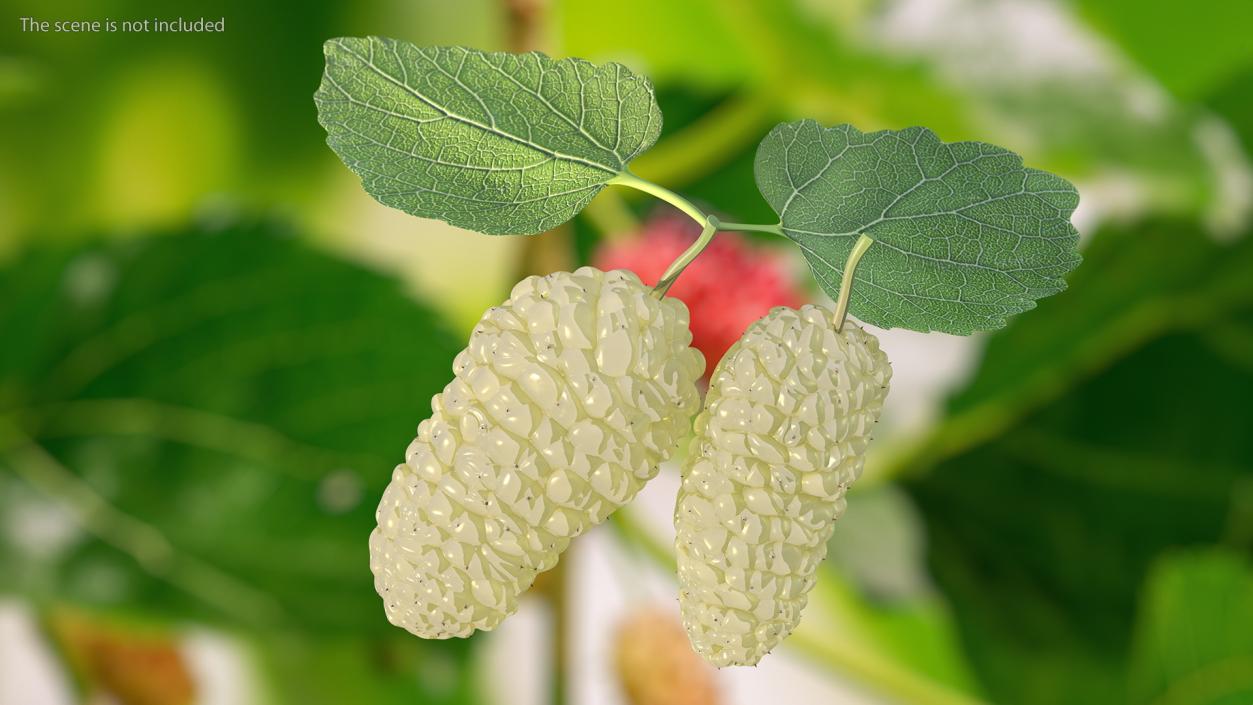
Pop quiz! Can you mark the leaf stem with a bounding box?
[609,171,710,229]
[608,172,784,295]
[833,234,874,331]
[720,221,784,236]
[653,216,719,297]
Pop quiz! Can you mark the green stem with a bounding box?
[833,234,874,331]
[653,216,718,297]
[608,171,785,296]
[608,171,710,229]
[608,172,783,237]
[720,221,784,236]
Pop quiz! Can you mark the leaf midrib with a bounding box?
[329,40,623,177]
[771,124,1078,319]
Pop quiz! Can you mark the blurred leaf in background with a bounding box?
[258,632,479,705]
[904,219,1253,705]
[1128,550,1253,705]
[1073,0,1253,100]
[0,220,480,703]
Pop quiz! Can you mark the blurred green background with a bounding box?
[1,1,1251,704]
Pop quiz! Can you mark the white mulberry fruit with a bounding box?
[674,304,891,666]
[371,267,705,638]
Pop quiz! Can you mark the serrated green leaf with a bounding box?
[754,120,1081,334]
[314,37,661,235]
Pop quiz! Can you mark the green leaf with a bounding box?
[1075,0,1253,99]
[1129,550,1253,705]
[0,221,462,633]
[883,219,1253,705]
[1208,66,1253,152]
[314,37,662,235]
[256,633,480,705]
[906,321,1253,704]
[822,488,984,694]
[754,120,1082,334]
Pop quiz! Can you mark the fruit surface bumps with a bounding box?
[674,305,891,666]
[372,267,705,638]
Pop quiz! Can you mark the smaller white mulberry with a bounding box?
[674,304,891,666]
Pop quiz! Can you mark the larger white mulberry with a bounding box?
[372,267,705,638]
[674,305,891,666]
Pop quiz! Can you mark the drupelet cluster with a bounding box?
[370,271,889,667]
[674,305,891,666]
[371,268,704,638]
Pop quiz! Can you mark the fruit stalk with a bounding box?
[653,217,719,298]
[833,234,874,332]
